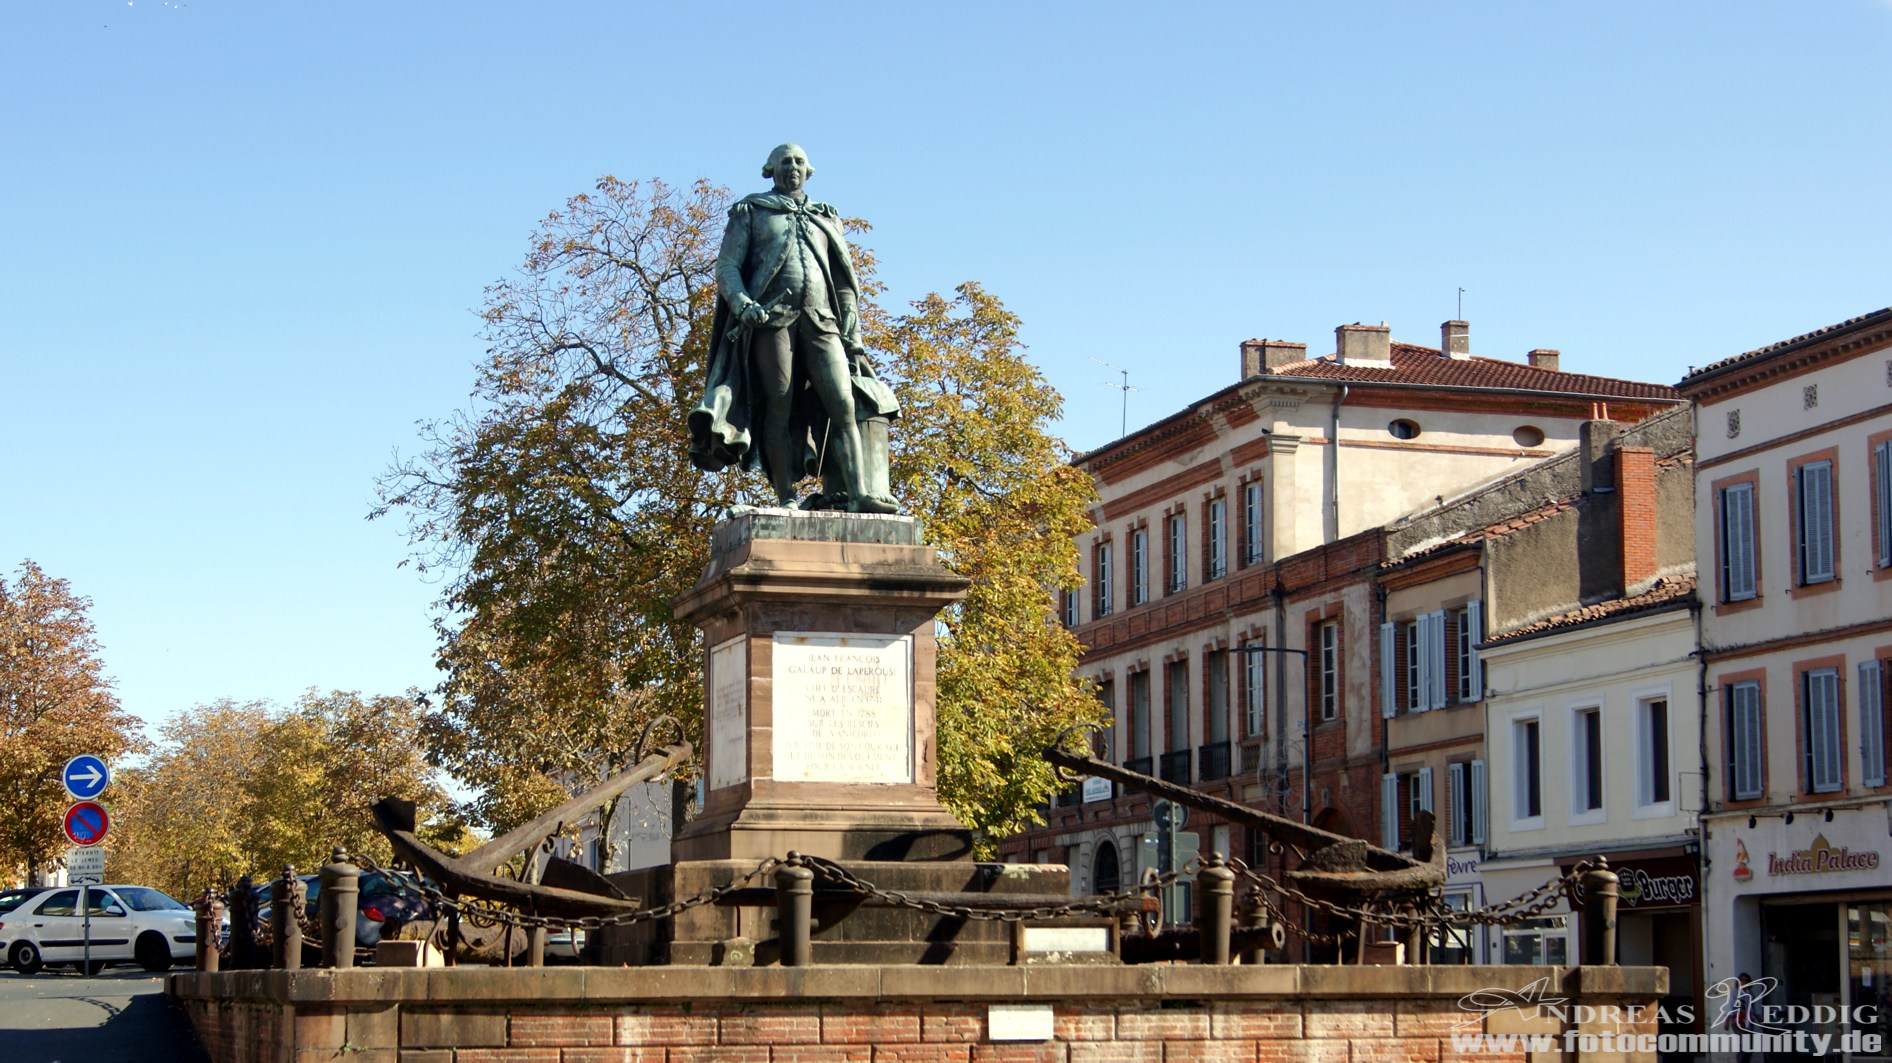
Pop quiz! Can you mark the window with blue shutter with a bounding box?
[1804,668,1842,793]
[1797,460,1835,585]
[1720,483,1757,602]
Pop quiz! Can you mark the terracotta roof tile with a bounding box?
[1679,307,1892,384]
[1485,573,1698,645]
[1272,343,1681,400]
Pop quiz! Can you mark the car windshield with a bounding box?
[0,889,43,914]
[113,886,188,912]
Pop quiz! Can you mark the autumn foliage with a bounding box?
[378,177,1101,846]
[0,561,144,882]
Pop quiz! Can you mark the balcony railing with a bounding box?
[1197,741,1231,782]
[1125,756,1154,779]
[1159,750,1193,785]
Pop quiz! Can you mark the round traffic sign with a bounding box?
[63,801,110,847]
[62,754,111,800]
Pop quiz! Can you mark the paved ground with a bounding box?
[0,965,208,1063]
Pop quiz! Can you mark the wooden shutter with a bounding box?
[1878,442,1892,568]
[1428,610,1449,710]
[1381,773,1399,849]
[1448,762,1467,845]
[1860,661,1885,789]
[1722,484,1757,601]
[1380,621,1397,718]
[1807,669,1842,792]
[1466,600,1484,700]
[1469,759,1487,845]
[1730,682,1763,800]
[1799,462,1835,583]
[1416,766,1434,813]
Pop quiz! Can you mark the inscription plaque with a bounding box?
[708,635,748,791]
[771,632,913,784]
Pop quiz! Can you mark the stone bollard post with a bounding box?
[319,848,360,969]
[193,888,224,972]
[226,875,262,970]
[1196,852,1236,965]
[775,852,815,967]
[270,866,304,971]
[1237,888,1269,965]
[1579,857,1620,966]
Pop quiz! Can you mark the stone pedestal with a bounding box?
[671,510,975,864]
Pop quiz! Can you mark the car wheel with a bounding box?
[136,932,173,972]
[10,941,43,975]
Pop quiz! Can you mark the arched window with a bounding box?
[1092,839,1121,894]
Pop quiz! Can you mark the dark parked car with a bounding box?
[249,869,433,948]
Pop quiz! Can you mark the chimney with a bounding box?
[1335,322,1392,367]
[1579,419,1624,496]
[1616,445,1658,590]
[1527,348,1561,372]
[1440,320,1471,360]
[1240,338,1309,377]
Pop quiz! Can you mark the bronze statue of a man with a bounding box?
[688,143,899,513]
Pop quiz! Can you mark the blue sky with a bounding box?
[4,1,1889,736]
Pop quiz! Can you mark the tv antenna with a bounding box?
[1090,357,1138,438]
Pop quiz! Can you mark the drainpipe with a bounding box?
[1271,573,1290,817]
[1327,386,1350,541]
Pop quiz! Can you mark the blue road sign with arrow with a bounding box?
[63,755,110,800]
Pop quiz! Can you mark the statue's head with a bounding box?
[763,143,813,192]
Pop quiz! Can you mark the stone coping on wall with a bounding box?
[169,963,1666,1006]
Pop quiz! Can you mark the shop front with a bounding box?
[1563,849,1703,1048]
[1704,804,1892,1061]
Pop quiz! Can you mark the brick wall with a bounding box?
[172,965,1664,1063]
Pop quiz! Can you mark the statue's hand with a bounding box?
[739,301,768,327]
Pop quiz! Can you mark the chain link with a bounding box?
[259,849,1596,945]
[796,853,1185,924]
[1225,855,1595,939]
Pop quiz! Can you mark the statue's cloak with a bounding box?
[687,193,898,483]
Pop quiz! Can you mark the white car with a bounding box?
[0,884,199,975]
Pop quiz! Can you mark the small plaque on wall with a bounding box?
[708,635,748,791]
[987,1003,1054,1042]
[772,632,913,784]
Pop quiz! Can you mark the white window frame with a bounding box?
[1242,640,1266,737]
[1634,691,1676,817]
[1166,511,1187,594]
[1061,588,1078,628]
[1796,460,1836,585]
[1512,713,1544,829]
[1242,481,1265,566]
[1095,542,1113,618]
[1130,528,1149,606]
[1404,620,1422,712]
[1804,667,1843,794]
[1720,482,1757,602]
[1317,620,1339,722]
[1862,660,1886,789]
[1206,498,1227,580]
[1728,680,1764,801]
[1570,704,1605,823]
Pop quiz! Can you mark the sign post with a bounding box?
[60,756,112,977]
